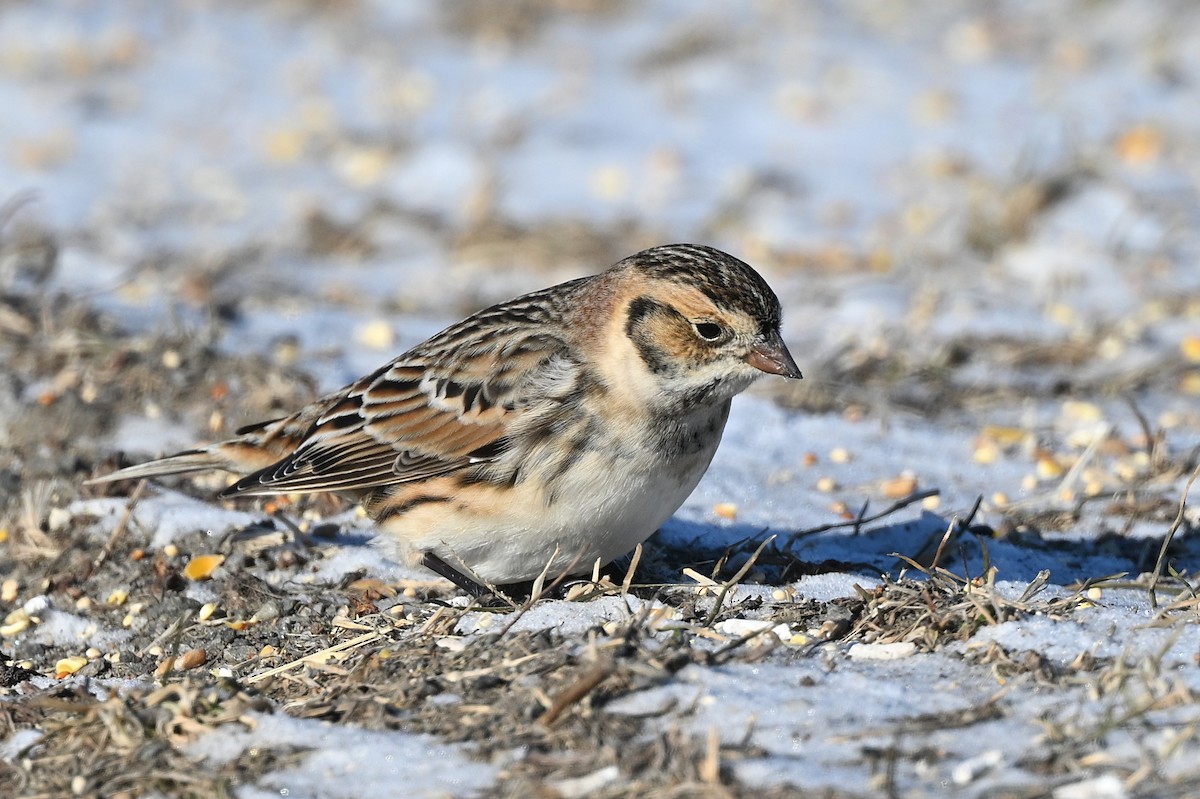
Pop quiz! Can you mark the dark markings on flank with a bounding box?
[376,494,454,521]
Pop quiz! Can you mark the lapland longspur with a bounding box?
[90,244,800,594]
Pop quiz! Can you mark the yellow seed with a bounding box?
[1061,400,1103,422]
[183,554,225,581]
[0,578,17,603]
[1180,371,1200,396]
[590,164,630,200]
[259,645,276,658]
[981,425,1028,447]
[85,647,101,659]
[1114,123,1163,165]
[1048,303,1078,327]
[163,543,179,558]
[122,602,146,628]
[1,609,32,637]
[197,602,217,622]
[264,128,307,162]
[75,596,93,611]
[816,476,838,493]
[161,349,182,369]
[1086,586,1102,600]
[921,494,941,510]
[338,145,392,187]
[357,320,395,350]
[1035,456,1064,480]
[787,633,810,646]
[880,474,918,498]
[829,447,852,464]
[1182,335,1200,363]
[991,492,1009,508]
[106,589,129,606]
[713,502,738,520]
[55,656,88,679]
[178,648,207,670]
[973,441,999,464]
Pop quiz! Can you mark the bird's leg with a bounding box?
[421,552,492,599]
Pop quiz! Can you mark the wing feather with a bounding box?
[220,323,581,498]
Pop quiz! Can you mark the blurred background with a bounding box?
[2,0,1200,518]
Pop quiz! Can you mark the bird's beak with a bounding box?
[745,331,802,379]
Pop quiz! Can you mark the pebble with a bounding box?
[47,507,72,531]
[715,619,790,641]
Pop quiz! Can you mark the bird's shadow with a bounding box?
[234,503,1194,597]
[651,511,1198,590]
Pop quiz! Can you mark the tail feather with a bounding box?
[85,449,233,485]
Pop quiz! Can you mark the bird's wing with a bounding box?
[220,328,580,497]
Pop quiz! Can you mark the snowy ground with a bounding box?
[3,1,1200,797]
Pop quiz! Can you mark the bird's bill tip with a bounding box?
[745,333,802,379]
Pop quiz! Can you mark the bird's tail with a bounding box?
[85,448,233,485]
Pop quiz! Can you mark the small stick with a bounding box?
[786,490,939,548]
[89,479,146,577]
[246,632,381,684]
[1148,463,1200,609]
[620,543,643,599]
[494,550,584,638]
[704,535,775,627]
[537,660,614,726]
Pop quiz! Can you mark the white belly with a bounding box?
[381,403,729,584]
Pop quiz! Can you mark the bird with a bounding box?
[88,244,801,596]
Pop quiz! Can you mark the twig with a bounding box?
[1056,422,1111,500]
[703,535,775,627]
[1125,394,1165,470]
[88,479,146,578]
[785,489,939,548]
[1148,463,1200,610]
[246,632,382,684]
[620,543,642,599]
[493,550,584,638]
[711,621,782,662]
[537,660,614,726]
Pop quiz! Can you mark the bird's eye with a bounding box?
[693,321,725,341]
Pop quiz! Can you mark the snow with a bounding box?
[187,712,497,799]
